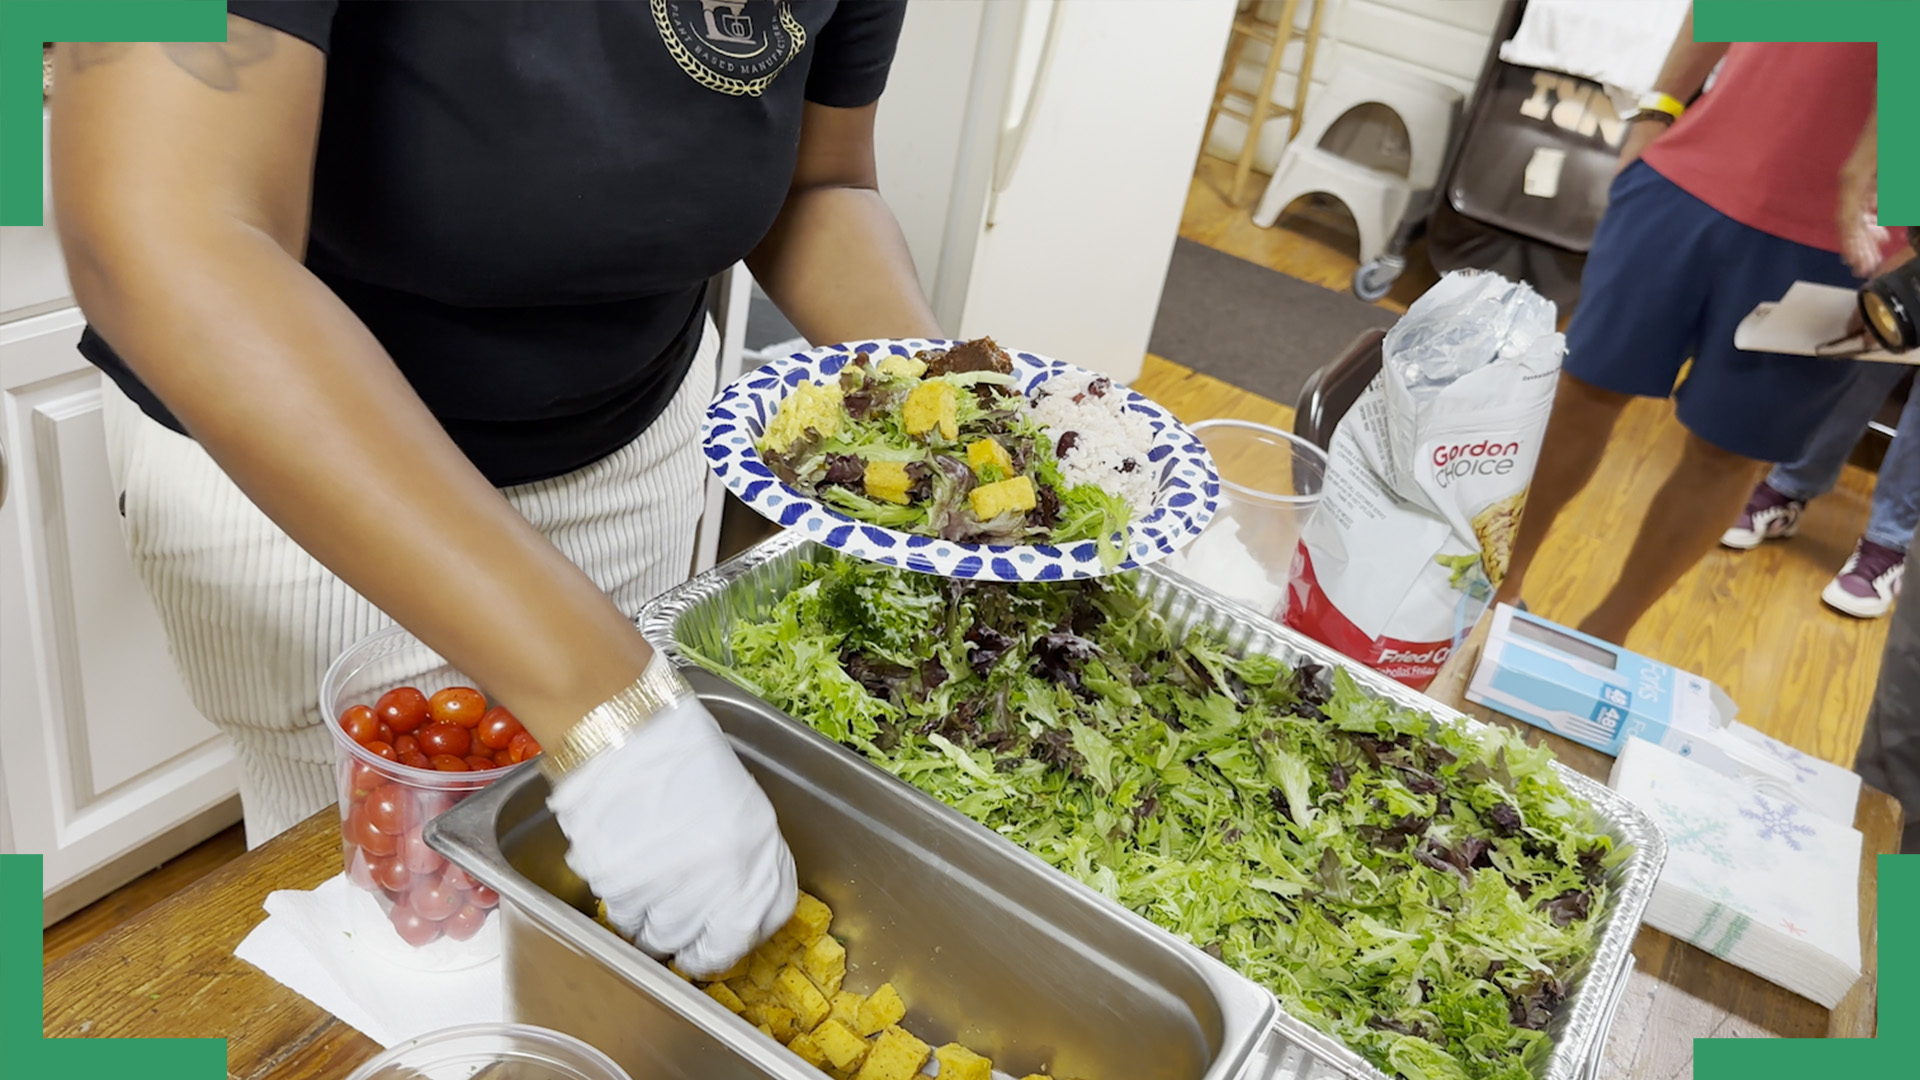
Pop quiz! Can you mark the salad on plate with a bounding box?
[755,337,1156,568]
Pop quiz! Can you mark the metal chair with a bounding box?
[1292,328,1384,451]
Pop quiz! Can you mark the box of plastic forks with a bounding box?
[1466,603,1736,756]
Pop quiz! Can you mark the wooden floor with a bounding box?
[41,155,1892,959]
[1166,157,1891,767]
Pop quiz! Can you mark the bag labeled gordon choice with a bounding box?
[1283,271,1565,689]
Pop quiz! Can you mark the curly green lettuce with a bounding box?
[689,554,1620,1080]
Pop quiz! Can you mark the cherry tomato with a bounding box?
[417,722,471,758]
[348,760,382,800]
[388,900,442,947]
[469,882,500,909]
[376,722,395,744]
[346,845,378,892]
[348,806,397,857]
[375,687,431,735]
[493,749,515,768]
[371,852,414,893]
[464,754,498,772]
[393,734,419,757]
[411,878,463,921]
[414,791,454,822]
[442,865,477,893]
[429,686,488,728]
[399,750,432,771]
[401,829,445,876]
[507,731,541,764]
[429,754,469,772]
[444,904,487,941]
[364,740,398,762]
[340,704,381,744]
[365,784,405,834]
[476,707,524,751]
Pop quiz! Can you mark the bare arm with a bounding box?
[1618,5,1729,172]
[53,19,653,747]
[746,101,941,344]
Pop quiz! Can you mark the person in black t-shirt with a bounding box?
[52,2,936,974]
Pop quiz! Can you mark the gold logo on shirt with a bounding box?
[655,0,806,97]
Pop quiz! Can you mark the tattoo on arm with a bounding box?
[65,16,277,91]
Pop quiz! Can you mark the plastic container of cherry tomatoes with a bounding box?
[343,1023,631,1080]
[321,623,544,957]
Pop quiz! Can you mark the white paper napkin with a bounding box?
[234,873,506,1048]
[1609,738,1862,1008]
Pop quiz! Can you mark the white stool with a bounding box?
[1285,60,1462,188]
[1251,60,1460,263]
[1251,146,1412,265]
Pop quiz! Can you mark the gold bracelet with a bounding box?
[540,653,695,782]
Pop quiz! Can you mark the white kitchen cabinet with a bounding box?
[1,123,240,924]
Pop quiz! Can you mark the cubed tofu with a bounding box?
[704,982,747,1015]
[856,983,906,1037]
[934,1044,992,1080]
[744,1002,799,1044]
[792,891,835,943]
[902,381,958,440]
[853,1025,930,1080]
[749,949,783,991]
[864,460,913,505]
[788,1032,831,1070]
[968,475,1038,520]
[774,964,832,1031]
[810,1019,870,1072]
[763,381,844,453]
[876,355,927,379]
[798,935,847,997]
[966,438,1014,479]
[728,977,769,1007]
[828,990,865,1030]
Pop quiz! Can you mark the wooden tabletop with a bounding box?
[1425,609,1898,1077]
[44,644,1899,1079]
[42,811,379,1079]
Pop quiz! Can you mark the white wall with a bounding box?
[1205,0,1504,175]
[955,0,1239,382]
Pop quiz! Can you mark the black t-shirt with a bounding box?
[81,0,906,486]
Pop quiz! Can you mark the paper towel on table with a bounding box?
[1721,722,1863,826]
[234,873,505,1048]
[1609,738,1862,1008]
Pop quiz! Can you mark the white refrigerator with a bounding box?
[873,0,1238,384]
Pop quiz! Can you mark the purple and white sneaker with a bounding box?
[1822,538,1906,618]
[1721,482,1805,550]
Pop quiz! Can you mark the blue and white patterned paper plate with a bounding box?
[702,338,1219,582]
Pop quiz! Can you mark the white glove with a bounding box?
[547,691,796,978]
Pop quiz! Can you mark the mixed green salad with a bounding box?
[694,554,1617,1080]
[756,337,1134,566]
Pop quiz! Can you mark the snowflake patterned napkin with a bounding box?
[1609,737,1862,1008]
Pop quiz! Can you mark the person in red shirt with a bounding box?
[1494,6,1902,643]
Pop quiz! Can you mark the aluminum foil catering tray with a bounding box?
[636,532,1665,1080]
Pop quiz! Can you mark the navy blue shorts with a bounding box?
[1564,161,1869,463]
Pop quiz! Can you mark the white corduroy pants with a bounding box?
[102,322,716,848]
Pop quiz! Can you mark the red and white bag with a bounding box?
[1283,271,1565,689]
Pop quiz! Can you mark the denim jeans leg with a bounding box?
[1767,362,1909,502]
[1864,385,1920,551]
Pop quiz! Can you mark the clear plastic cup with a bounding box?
[343,1023,632,1080]
[321,624,536,954]
[1164,419,1328,618]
